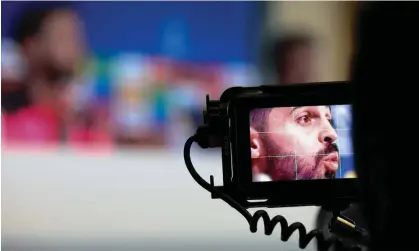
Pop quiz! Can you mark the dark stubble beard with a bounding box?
[262,135,338,180]
[296,143,338,180]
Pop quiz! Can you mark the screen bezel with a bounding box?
[230,85,359,205]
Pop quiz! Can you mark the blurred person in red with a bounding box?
[1,4,111,148]
[271,33,317,85]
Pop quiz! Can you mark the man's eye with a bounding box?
[297,115,312,125]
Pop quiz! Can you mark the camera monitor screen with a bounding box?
[249,105,354,182]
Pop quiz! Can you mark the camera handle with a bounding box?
[184,135,368,251]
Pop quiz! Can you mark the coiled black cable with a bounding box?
[184,135,362,251]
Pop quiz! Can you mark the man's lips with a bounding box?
[322,152,339,172]
[323,152,339,162]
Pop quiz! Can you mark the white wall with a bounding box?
[2,148,320,250]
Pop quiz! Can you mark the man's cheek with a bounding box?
[295,134,321,156]
[281,126,305,154]
[265,133,293,156]
[294,142,317,156]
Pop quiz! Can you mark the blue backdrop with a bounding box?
[2,1,263,64]
[331,105,354,178]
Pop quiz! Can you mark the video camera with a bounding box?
[183,82,367,251]
[196,81,359,208]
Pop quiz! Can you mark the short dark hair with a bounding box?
[272,33,314,72]
[250,108,272,132]
[11,2,74,45]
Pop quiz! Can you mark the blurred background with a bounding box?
[2,1,358,251]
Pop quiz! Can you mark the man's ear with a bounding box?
[250,127,261,158]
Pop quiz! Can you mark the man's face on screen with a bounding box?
[251,106,339,180]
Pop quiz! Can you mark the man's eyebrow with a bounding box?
[289,106,303,115]
[289,105,331,115]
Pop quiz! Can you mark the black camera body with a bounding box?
[200,81,359,209]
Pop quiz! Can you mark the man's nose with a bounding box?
[318,123,338,144]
